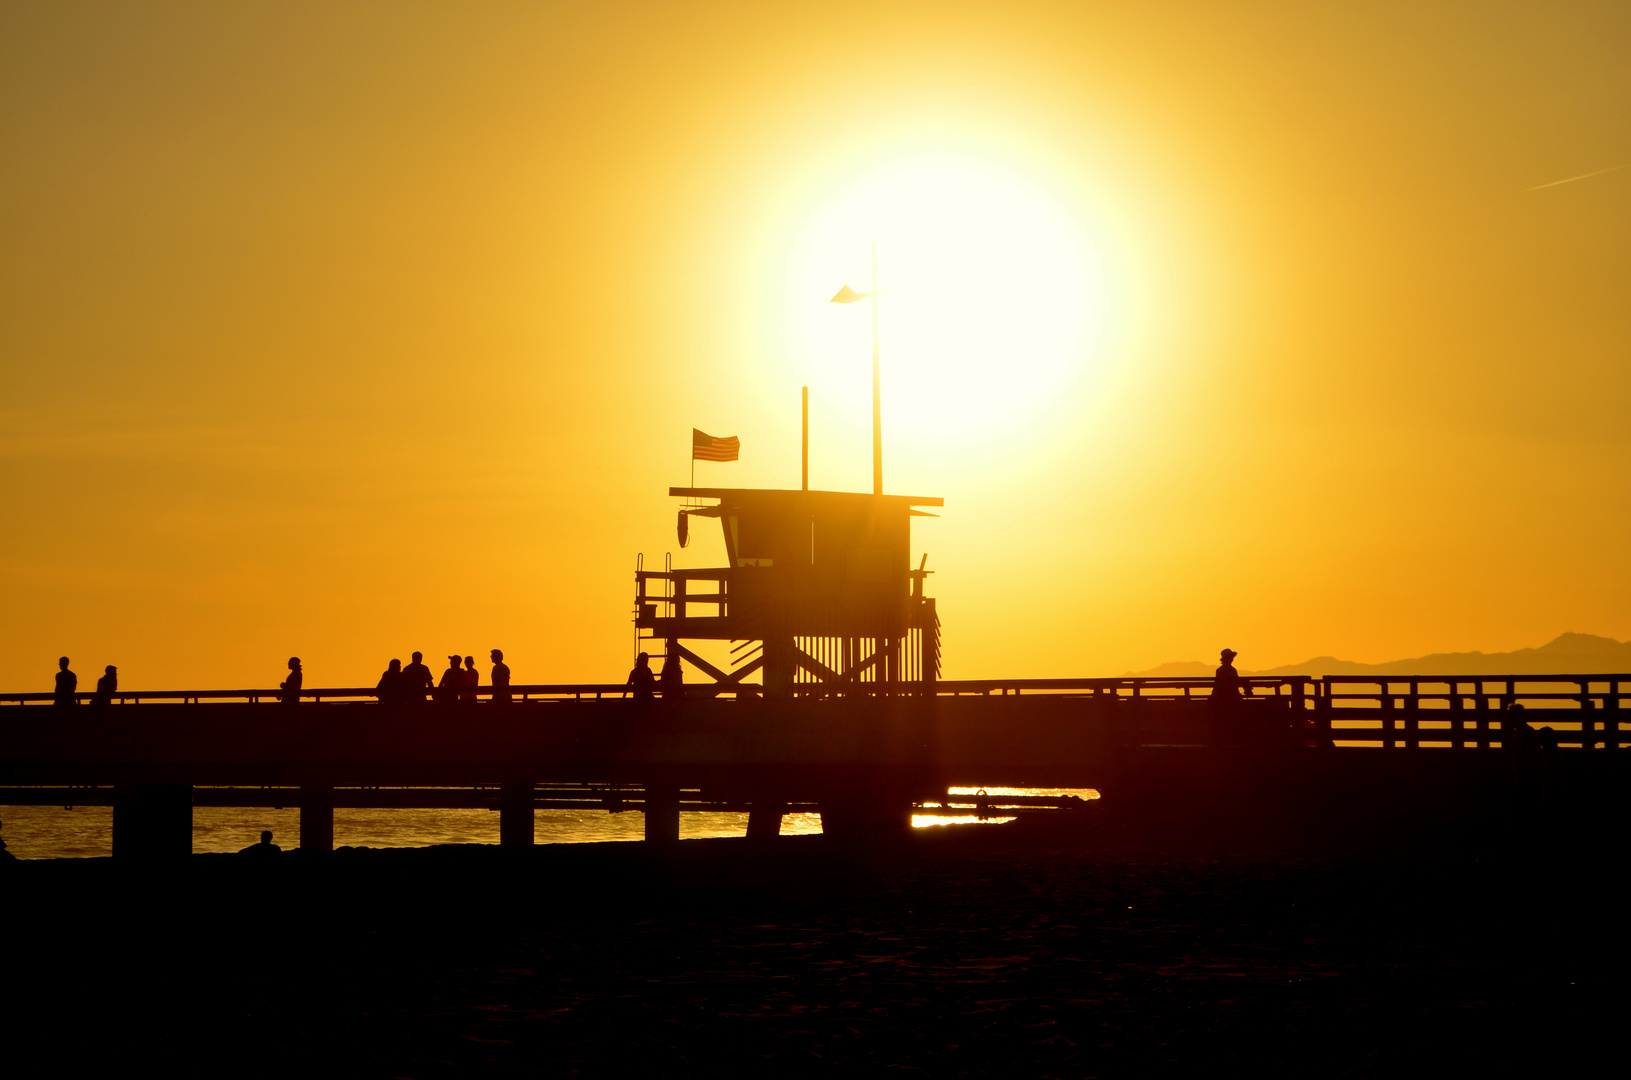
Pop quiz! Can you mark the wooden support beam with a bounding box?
[111,784,138,858]
[672,642,733,684]
[763,635,793,699]
[499,781,534,847]
[791,643,883,686]
[643,783,680,842]
[672,642,765,696]
[299,784,333,853]
[746,799,787,839]
[112,784,193,860]
[1608,681,1620,751]
[792,646,841,683]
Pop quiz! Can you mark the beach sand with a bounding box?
[3,822,1621,1077]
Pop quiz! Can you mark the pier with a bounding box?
[6,480,1627,857]
[3,672,1625,856]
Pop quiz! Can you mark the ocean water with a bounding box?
[0,786,1096,859]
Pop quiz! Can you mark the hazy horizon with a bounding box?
[3,2,1627,690]
[1125,631,1631,680]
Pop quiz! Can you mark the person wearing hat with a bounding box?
[1212,648,1243,707]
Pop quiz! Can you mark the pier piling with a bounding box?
[499,782,534,846]
[746,799,787,838]
[112,784,192,860]
[299,784,333,853]
[643,784,680,842]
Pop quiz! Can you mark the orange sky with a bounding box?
[2,1,1627,690]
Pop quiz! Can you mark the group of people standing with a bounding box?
[50,657,117,706]
[375,649,512,705]
[49,652,516,707]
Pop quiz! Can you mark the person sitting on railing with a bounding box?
[376,659,405,705]
[436,655,464,704]
[626,652,656,702]
[91,665,117,706]
[460,655,479,704]
[279,657,303,705]
[490,649,511,705]
[1211,649,1243,707]
[403,651,434,704]
[53,657,77,707]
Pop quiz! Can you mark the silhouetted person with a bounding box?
[239,829,281,855]
[403,651,434,703]
[1503,703,1542,754]
[490,649,511,704]
[53,657,77,707]
[280,657,303,705]
[1502,703,1550,796]
[0,818,13,863]
[461,655,479,703]
[376,659,404,704]
[660,642,684,702]
[626,652,656,702]
[1211,648,1243,706]
[437,655,464,703]
[92,665,117,706]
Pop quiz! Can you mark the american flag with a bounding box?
[692,429,740,462]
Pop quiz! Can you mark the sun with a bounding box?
[779,156,1105,454]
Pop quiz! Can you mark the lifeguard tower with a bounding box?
[640,264,942,698]
[634,487,943,697]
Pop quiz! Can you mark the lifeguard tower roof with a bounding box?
[669,487,942,577]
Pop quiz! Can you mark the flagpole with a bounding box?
[827,250,884,494]
[871,241,882,496]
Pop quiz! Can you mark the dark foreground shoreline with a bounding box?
[4,822,1624,1077]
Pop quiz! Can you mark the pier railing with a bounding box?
[3,674,1625,749]
[1317,675,1625,750]
[0,675,1319,706]
[0,683,644,706]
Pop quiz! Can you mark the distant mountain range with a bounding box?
[1125,633,1631,678]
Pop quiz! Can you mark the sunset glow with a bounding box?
[4,9,1624,1073]
[781,156,1105,445]
[0,3,1626,689]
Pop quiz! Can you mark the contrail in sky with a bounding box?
[1524,163,1629,191]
